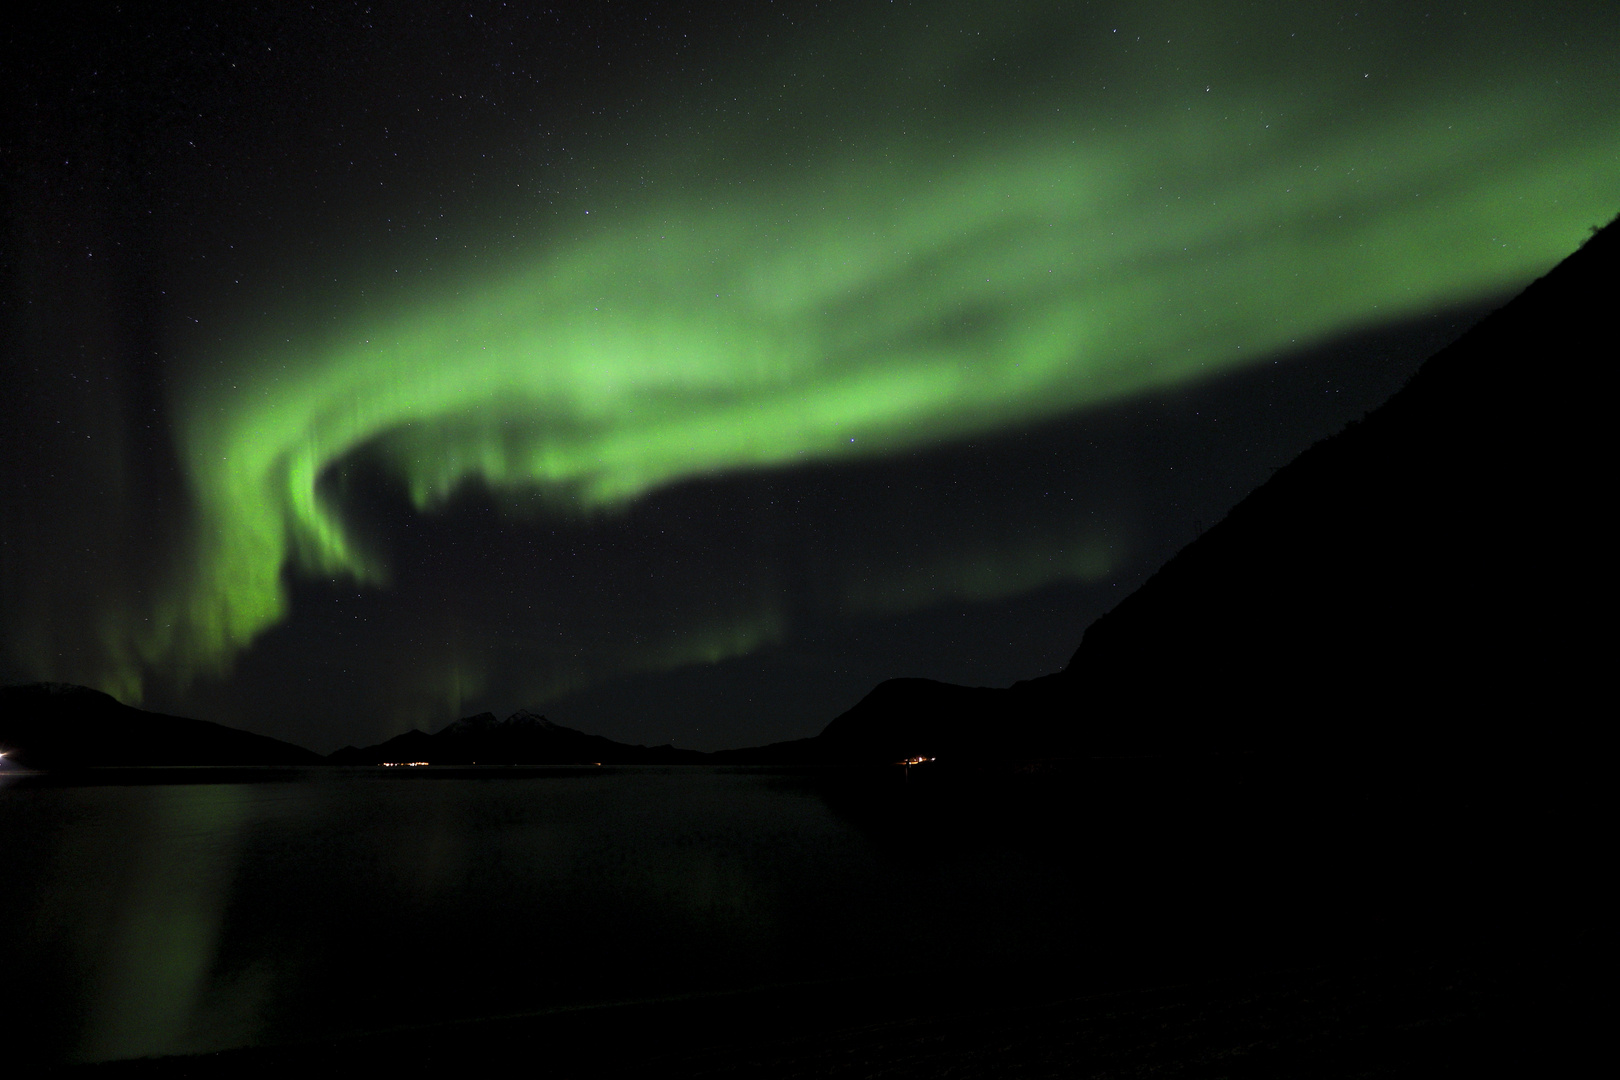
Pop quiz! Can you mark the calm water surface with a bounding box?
[1,768,1099,1065]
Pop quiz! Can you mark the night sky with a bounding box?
[3,2,1616,753]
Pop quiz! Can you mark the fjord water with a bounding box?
[0,762,1563,1067]
[0,768,1086,1065]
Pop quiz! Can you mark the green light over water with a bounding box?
[132,4,1618,688]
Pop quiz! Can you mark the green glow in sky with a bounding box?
[135,3,1619,686]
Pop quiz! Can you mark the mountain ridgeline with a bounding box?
[0,684,323,769]
[2,215,1612,769]
[327,711,705,766]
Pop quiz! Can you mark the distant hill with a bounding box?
[327,709,708,766]
[0,686,703,770]
[722,213,1617,765]
[0,683,324,768]
[711,678,1021,765]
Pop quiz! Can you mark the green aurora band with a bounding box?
[123,3,1618,693]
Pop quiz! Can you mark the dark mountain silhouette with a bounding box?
[711,678,1011,764]
[722,214,1617,765]
[0,686,702,770]
[327,708,708,765]
[0,683,324,768]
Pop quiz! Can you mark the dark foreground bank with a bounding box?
[60,941,1596,1078]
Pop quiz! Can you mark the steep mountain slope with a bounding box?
[1040,213,1613,755]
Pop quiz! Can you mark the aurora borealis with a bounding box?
[4,1,1617,750]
